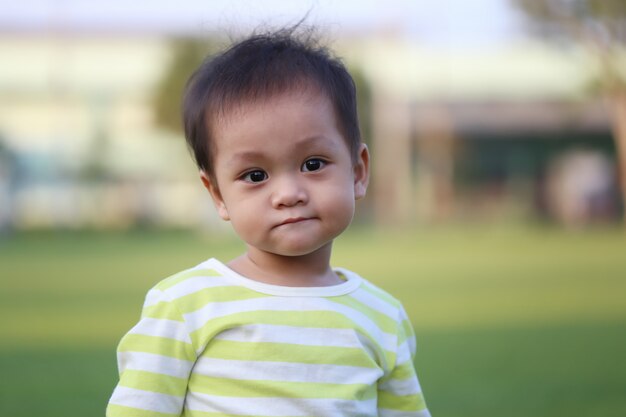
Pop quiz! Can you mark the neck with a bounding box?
[227,243,341,287]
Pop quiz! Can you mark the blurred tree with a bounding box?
[513,0,626,218]
[153,38,218,133]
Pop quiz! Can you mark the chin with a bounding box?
[268,239,332,258]
[274,246,323,257]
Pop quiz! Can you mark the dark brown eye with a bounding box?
[243,170,267,183]
[302,159,325,172]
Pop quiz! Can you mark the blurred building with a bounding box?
[0,29,620,230]
[340,36,619,226]
[0,31,221,230]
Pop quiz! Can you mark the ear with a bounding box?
[353,144,370,200]
[200,170,230,221]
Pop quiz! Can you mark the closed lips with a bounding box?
[276,217,313,227]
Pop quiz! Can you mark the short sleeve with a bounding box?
[106,288,197,417]
[377,304,431,417]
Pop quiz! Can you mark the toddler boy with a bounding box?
[107,29,431,417]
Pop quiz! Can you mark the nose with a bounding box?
[271,175,308,208]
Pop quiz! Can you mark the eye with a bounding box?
[242,170,268,183]
[302,158,326,172]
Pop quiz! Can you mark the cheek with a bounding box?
[317,183,356,222]
[229,215,265,248]
[229,205,260,231]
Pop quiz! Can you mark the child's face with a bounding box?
[201,90,369,259]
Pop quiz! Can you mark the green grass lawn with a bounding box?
[1,225,625,417]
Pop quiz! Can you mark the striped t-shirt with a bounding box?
[107,258,430,417]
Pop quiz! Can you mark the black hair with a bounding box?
[182,27,361,180]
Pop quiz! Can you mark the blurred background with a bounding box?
[0,1,625,416]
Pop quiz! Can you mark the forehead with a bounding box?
[208,89,342,149]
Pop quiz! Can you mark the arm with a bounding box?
[377,305,431,417]
[106,288,197,417]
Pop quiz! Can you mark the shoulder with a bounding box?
[345,271,417,354]
[153,258,225,291]
[338,268,406,319]
[144,258,234,305]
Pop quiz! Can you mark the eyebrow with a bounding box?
[227,135,341,166]
[228,151,267,165]
[293,135,345,155]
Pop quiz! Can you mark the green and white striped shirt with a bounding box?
[107,258,430,417]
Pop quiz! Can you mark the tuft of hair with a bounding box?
[182,25,361,178]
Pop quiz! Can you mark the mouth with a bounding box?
[275,217,314,228]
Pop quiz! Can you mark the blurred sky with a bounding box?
[1,0,525,47]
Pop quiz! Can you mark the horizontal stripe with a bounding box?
[117,334,194,361]
[129,318,191,344]
[359,282,399,307]
[119,369,187,396]
[378,390,427,412]
[379,374,423,396]
[188,310,375,353]
[193,357,384,385]
[379,408,431,417]
[322,297,396,335]
[214,324,364,348]
[185,392,377,416]
[143,289,165,309]
[189,375,376,400]
[164,276,242,302]
[190,313,394,365]
[106,403,179,417]
[175,287,268,315]
[184,297,396,352]
[118,351,194,378]
[191,310,363,342]
[109,385,183,414]
[200,339,379,368]
[349,287,399,320]
[329,296,397,333]
[142,302,183,322]
[155,268,222,292]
